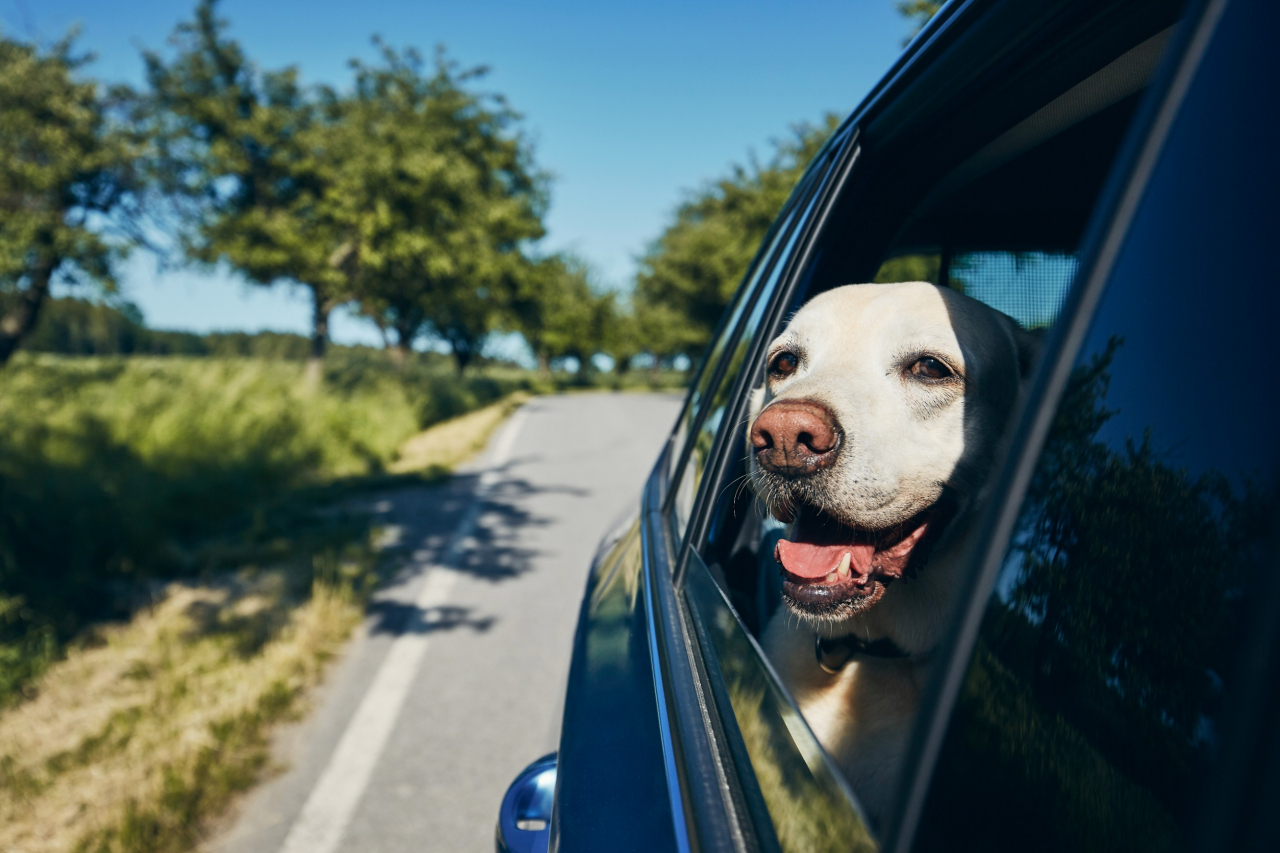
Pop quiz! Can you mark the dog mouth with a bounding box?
[774,495,956,616]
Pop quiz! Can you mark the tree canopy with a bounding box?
[632,115,839,362]
[0,35,144,365]
[332,44,547,370]
[143,1,352,364]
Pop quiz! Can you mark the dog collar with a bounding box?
[815,632,910,673]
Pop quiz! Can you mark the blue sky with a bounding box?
[8,0,910,344]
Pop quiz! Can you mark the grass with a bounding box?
[0,562,371,853]
[0,351,686,853]
[0,353,537,705]
[0,381,533,853]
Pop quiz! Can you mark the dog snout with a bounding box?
[750,399,841,476]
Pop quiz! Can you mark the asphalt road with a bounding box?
[206,392,683,853]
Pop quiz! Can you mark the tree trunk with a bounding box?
[451,343,473,374]
[0,254,57,366]
[389,320,417,368]
[305,290,329,383]
[536,352,550,377]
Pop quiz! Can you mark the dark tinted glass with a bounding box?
[914,3,1280,850]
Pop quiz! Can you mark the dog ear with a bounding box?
[1013,325,1044,381]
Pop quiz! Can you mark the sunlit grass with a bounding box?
[0,560,370,853]
[389,391,529,476]
[0,384,530,853]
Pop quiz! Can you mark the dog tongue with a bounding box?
[774,540,875,579]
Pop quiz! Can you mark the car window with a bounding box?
[667,200,800,501]
[911,2,1280,850]
[682,2,1185,842]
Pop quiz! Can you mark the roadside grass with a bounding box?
[0,387,530,853]
[0,353,536,706]
[388,391,529,477]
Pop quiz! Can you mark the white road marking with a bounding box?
[277,409,528,853]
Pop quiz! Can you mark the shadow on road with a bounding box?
[361,457,593,637]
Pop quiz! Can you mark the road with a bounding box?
[206,392,683,853]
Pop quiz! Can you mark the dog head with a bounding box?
[748,282,1036,640]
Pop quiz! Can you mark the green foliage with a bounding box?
[896,1,943,45]
[21,296,393,358]
[0,33,144,364]
[0,355,532,705]
[332,44,547,371]
[508,254,615,372]
[142,1,352,360]
[633,115,839,360]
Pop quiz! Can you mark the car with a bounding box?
[497,0,1280,850]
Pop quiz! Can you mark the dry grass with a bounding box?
[0,396,525,853]
[0,565,369,853]
[389,391,528,476]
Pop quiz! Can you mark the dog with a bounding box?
[748,281,1036,824]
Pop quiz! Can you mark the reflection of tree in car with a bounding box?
[917,338,1274,853]
[1010,338,1259,748]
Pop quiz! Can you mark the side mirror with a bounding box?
[495,752,556,853]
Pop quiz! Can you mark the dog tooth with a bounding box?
[837,552,851,578]
[824,572,839,583]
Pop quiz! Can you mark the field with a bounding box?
[0,352,556,852]
[0,352,685,852]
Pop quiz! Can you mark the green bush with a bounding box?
[0,353,534,705]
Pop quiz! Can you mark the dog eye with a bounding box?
[769,351,799,379]
[909,356,953,381]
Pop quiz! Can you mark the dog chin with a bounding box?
[782,579,888,622]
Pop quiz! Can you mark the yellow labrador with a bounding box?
[749,282,1035,822]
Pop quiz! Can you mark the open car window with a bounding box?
[674,0,1189,845]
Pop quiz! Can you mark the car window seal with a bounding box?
[882,2,1230,850]
[644,491,750,853]
[680,569,786,853]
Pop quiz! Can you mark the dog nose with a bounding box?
[750,399,841,476]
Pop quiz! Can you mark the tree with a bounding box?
[896,1,943,44]
[633,115,838,362]
[142,0,351,369]
[0,35,145,365]
[333,44,547,371]
[508,254,614,374]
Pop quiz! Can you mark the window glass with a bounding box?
[948,251,1078,329]
[684,552,876,853]
[913,2,1280,849]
